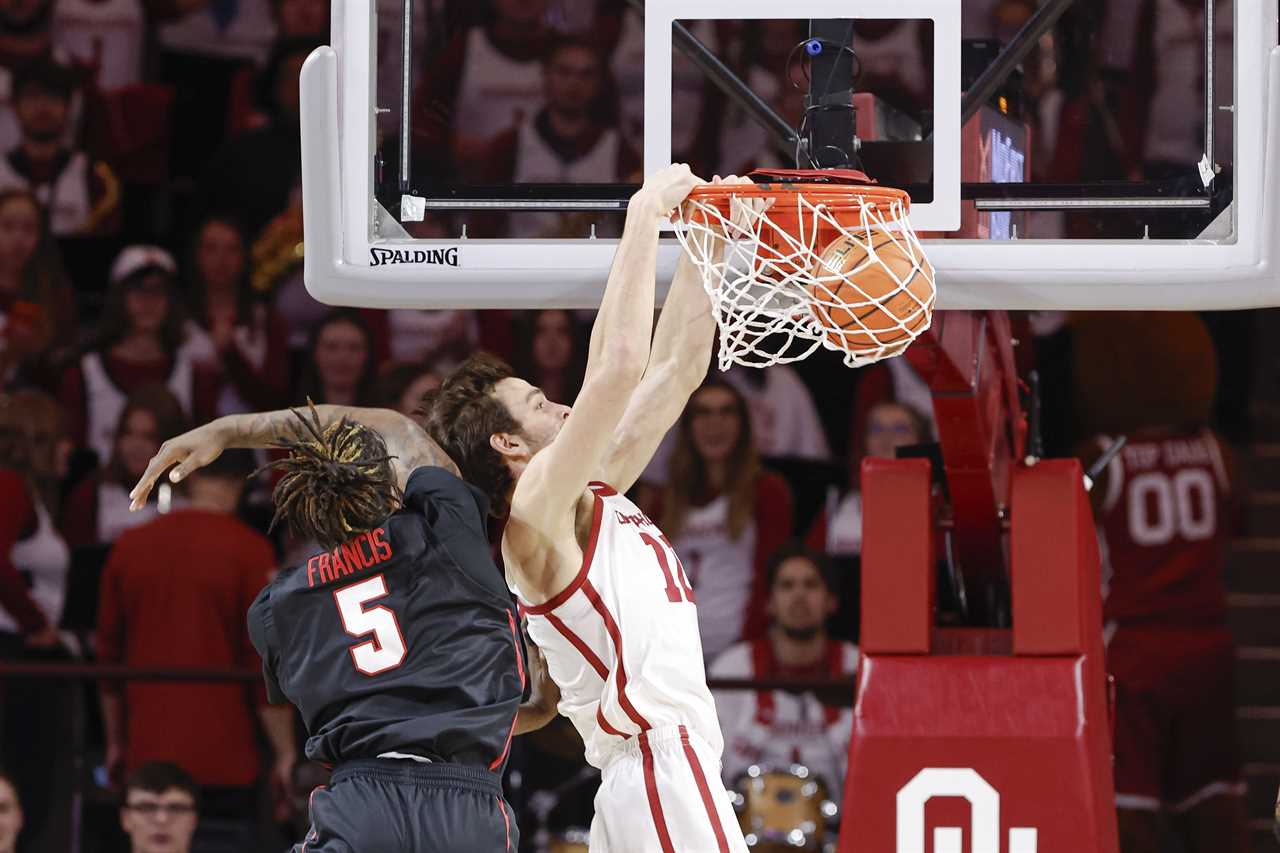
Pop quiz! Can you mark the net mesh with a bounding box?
[674,183,936,370]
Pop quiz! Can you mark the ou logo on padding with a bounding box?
[896,768,1039,853]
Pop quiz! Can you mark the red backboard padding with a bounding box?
[860,457,934,655]
[841,460,1118,853]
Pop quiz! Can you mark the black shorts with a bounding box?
[294,759,519,853]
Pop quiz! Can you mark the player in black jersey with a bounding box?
[128,403,559,853]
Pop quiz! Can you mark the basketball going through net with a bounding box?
[673,169,936,370]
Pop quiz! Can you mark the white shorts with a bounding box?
[590,724,748,853]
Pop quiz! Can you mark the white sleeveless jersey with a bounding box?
[516,482,724,770]
[0,150,93,236]
[80,348,195,463]
[0,494,69,634]
[509,117,622,239]
[454,28,543,143]
[670,493,754,663]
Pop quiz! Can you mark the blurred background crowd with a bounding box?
[0,0,1272,851]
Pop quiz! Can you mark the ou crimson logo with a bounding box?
[896,769,1038,853]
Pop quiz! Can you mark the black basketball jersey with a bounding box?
[247,466,526,770]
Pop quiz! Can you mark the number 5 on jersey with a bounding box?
[334,575,407,675]
[640,532,695,603]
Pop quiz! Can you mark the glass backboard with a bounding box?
[299,0,1278,310]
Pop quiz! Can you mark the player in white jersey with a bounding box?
[421,165,750,852]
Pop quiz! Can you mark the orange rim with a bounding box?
[683,181,911,223]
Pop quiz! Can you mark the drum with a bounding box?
[733,764,839,851]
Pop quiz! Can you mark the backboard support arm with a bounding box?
[957,0,1077,129]
[806,19,860,169]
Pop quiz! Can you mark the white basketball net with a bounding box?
[673,188,935,370]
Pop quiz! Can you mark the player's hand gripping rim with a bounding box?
[678,174,772,260]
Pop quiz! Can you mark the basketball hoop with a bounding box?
[673,169,935,370]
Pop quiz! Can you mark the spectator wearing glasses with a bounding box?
[806,401,931,559]
[803,400,929,643]
[119,763,199,853]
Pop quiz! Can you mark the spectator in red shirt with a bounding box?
[119,763,199,853]
[58,245,217,463]
[639,377,794,662]
[96,449,295,842]
[181,214,289,416]
[0,188,76,388]
[62,384,189,550]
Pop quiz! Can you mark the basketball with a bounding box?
[807,233,935,356]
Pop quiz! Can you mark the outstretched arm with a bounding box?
[508,165,700,536]
[596,251,716,493]
[129,405,456,510]
[596,176,751,493]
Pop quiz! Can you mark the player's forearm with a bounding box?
[216,406,457,477]
[646,252,716,389]
[215,405,361,448]
[585,194,665,381]
[513,697,558,735]
[513,676,561,735]
[515,635,561,735]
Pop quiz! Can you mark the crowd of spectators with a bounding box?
[0,0,1255,851]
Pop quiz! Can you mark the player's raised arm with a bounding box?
[128,404,456,510]
[597,176,750,493]
[508,164,700,530]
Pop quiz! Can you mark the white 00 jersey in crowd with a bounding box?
[515,482,724,770]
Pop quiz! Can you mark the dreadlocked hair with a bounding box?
[254,401,402,550]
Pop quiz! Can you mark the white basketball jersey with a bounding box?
[516,482,724,770]
[454,28,543,143]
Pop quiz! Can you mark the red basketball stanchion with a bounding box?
[840,458,1119,853]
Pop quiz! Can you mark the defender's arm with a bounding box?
[129,406,456,510]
